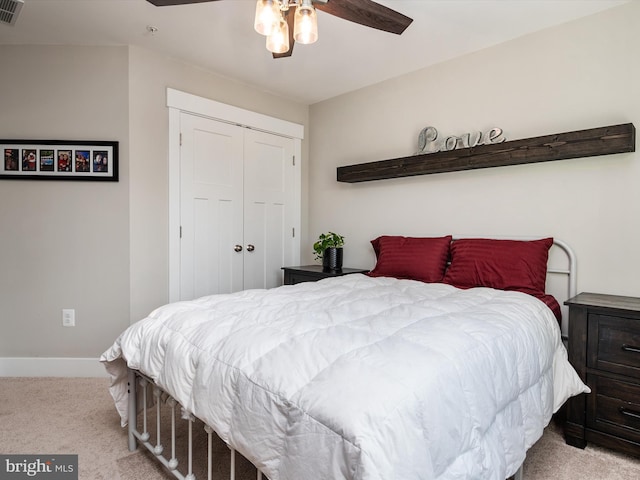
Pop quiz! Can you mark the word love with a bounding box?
[416,126,506,154]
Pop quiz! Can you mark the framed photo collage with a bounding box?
[1,140,118,181]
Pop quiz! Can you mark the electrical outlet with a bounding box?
[62,309,75,327]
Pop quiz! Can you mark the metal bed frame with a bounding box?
[127,369,267,480]
[125,238,576,480]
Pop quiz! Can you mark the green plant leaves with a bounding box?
[313,231,345,260]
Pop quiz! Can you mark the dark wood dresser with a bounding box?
[282,265,369,285]
[564,292,640,457]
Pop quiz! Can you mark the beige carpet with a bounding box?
[1,377,640,479]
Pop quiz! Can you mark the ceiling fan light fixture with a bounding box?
[266,15,290,54]
[254,0,280,36]
[293,0,318,45]
[148,0,412,59]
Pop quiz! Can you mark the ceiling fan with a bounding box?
[146,0,413,58]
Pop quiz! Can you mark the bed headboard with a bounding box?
[452,236,576,338]
[547,238,576,338]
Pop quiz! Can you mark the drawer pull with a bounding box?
[621,344,640,354]
[619,407,640,420]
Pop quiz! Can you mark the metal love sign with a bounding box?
[416,126,506,155]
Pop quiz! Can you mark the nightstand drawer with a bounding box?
[287,271,321,285]
[565,293,640,455]
[282,266,369,285]
[588,314,640,377]
[587,374,640,442]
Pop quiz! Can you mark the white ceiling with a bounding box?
[0,0,629,104]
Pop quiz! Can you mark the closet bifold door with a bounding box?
[179,113,244,299]
[179,112,296,300]
[243,129,295,290]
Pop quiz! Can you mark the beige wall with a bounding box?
[2,2,637,361]
[0,44,309,360]
[308,3,639,298]
[0,46,130,357]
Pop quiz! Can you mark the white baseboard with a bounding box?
[0,357,108,377]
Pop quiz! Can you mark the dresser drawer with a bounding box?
[587,374,640,442]
[588,314,640,377]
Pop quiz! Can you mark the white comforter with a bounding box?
[101,274,588,480]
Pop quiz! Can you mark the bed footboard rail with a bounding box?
[127,368,266,480]
[126,367,525,479]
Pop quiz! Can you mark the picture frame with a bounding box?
[1,140,119,181]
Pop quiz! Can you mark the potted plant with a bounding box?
[313,231,345,271]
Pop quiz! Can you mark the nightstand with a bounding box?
[564,292,640,458]
[282,265,369,285]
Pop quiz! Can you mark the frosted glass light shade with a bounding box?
[254,0,280,36]
[294,3,318,44]
[266,17,290,54]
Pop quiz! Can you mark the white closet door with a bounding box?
[243,129,295,290]
[180,113,244,299]
[167,89,303,303]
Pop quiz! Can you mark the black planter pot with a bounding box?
[322,247,343,271]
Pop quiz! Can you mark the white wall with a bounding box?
[308,2,640,298]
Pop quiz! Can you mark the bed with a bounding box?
[101,236,589,480]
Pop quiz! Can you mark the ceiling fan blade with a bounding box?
[146,0,220,6]
[272,7,296,59]
[315,0,412,35]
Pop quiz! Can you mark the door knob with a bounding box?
[246,244,255,252]
[234,245,243,252]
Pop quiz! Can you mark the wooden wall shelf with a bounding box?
[336,123,635,183]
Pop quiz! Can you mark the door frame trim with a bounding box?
[167,88,304,302]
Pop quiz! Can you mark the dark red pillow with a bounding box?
[368,235,452,283]
[535,293,562,323]
[442,237,553,296]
